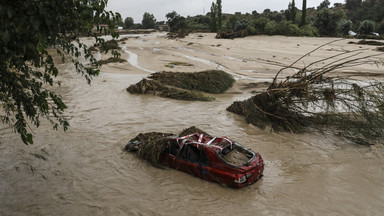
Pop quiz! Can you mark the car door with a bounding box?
[173,145,209,179]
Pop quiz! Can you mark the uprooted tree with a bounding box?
[227,40,384,145]
[0,0,120,144]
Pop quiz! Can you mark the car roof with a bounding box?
[174,133,233,152]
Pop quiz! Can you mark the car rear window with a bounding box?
[220,145,253,167]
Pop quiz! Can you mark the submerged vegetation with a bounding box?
[127,79,214,101]
[125,127,211,165]
[165,62,194,68]
[149,70,235,94]
[227,41,384,145]
[127,70,234,101]
[96,57,127,66]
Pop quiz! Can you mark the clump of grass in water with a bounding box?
[165,62,194,68]
[127,79,214,101]
[96,57,126,66]
[149,70,235,94]
[127,70,234,101]
[88,39,121,53]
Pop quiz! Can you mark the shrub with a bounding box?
[358,20,376,35]
[246,24,257,35]
[252,17,270,34]
[338,19,353,35]
[274,21,300,36]
[299,25,320,37]
[314,8,344,36]
[376,20,384,35]
[234,19,248,32]
[264,21,276,35]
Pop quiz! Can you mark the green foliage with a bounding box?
[149,70,235,94]
[299,25,320,37]
[264,21,276,35]
[358,20,376,35]
[252,17,270,34]
[338,19,353,35]
[314,8,344,36]
[234,20,248,32]
[185,15,210,31]
[96,57,126,66]
[274,21,301,36]
[210,2,218,32]
[127,78,214,101]
[142,12,156,29]
[345,0,384,23]
[301,0,307,26]
[0,0,119,144]
[217,0,223,30]
[377,20,384,34]
[285,1,296,23]
[166,11,186,32]
[224,15,238,30]
[291,0,297,23]
[318,0,330,9]
[114,16,124,27]
[124,17,134,29]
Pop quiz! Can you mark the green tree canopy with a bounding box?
[124,17,135,29]
[217,0,222,30]
[166,11,186,32]
[0,0,119,144]
[301,0,307,26]
[210,2,218,32]
[358,20,376,34]
[142,12,156,29]
[314,8,345,35]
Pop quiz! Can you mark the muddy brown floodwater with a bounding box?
[1,34,384,216]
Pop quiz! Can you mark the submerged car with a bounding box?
[126,133,264,188]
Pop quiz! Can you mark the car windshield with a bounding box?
[220,144,253,167]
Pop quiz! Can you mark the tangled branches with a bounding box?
[228,39,384,145]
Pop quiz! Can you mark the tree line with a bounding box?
[120,0,384,37]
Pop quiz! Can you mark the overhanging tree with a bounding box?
[0,0,119,144]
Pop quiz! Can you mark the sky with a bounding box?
[106,0,345,23]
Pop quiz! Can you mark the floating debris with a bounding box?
[30,153,47,161]
[227,40,384,145]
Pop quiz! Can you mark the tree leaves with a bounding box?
[0,0,119,144]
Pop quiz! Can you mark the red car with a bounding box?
[126,133,264,188]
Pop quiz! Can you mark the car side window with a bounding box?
[180,145,209,165]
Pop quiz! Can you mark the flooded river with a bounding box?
[1,34,384,216]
